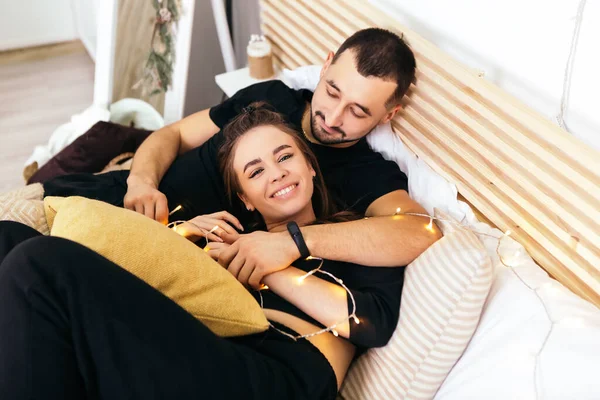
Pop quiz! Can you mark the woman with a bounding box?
[0,104,405,400]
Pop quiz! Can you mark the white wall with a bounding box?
[183,0,226,116]
[370,0,599,151]
[72,0,99,60]
[1,0,78,51]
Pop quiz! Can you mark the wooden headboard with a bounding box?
[259,0,600,307]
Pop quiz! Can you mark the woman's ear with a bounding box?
[237,193,255,212]
[306,161,317,178]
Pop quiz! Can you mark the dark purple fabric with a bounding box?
[27,121,152,184]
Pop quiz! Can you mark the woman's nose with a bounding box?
[270,165,288,182]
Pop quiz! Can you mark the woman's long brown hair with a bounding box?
[218,101,357,226]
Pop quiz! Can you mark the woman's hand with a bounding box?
[178,211,244,243]
[204,241,231,261]
[217,230,299,289]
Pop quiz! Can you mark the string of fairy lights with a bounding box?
[168,205,585,399]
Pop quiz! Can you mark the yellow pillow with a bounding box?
[44,196,269,337]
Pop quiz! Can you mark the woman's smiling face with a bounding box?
[233,125,317,227]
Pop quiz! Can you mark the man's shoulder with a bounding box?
[321,138,380,158]
[233,80,309,116]
[239,80,304,102]
[317,138,403,177]
[209,80,309,129]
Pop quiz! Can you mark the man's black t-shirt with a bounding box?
[161,80,407,225]
[45,80,407,228]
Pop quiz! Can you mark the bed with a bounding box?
[2,0,599,398]
[257,0,600,399]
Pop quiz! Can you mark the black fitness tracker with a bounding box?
[286,221,310,259]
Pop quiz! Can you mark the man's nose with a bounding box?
[327,104,344,127]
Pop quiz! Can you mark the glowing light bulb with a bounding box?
[353,316,360,324]
[332,329,339,337]
[505,229,512,236]
[395,207,402,215]
[425,217,434,232]
[298,273,310,283]
[168,205,182,216]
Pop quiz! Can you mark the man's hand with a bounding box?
[124,175,169,224]
[217,230,300,289]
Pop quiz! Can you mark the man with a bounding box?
[46,28,441,285]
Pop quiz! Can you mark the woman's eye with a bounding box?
[278,154,292,162]
[326,90,338,98]
[249,168,263,178]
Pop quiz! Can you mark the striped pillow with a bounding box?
[340,209,493,400]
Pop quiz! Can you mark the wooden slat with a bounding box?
[265,40,300,70]
[299,0,363,38]
[399,104,600,280]
[267,0,339,52]
[413,65,600,216]
[259,0,600,308]
[260,20,313,67]
[414,56,600,196]
[294,1,347,44]
[261,4,326,62]
[409,78,600,244]
[394,118,600,306]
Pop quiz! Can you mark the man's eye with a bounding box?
[326,90,338,98]
[278,154,292,162]
[249,168,263,178]
[351,109,366,119]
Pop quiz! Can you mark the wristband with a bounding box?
[286,221,310,259]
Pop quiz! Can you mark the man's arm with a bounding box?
[218,190,442,282]
[124,109,220,222]
[301,190,442,266]
[128,108,219,188]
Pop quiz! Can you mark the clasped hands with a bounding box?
[179,212,299,289]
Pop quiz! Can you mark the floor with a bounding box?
[0,40,94,193]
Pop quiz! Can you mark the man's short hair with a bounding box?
[332,28,416,108]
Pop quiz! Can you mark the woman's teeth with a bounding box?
[273,184,297,198]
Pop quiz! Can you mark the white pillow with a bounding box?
[434,222,600,400]
[340,210,493,399]
[281,65,321,92]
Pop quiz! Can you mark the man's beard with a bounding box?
[310,110,361,145]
